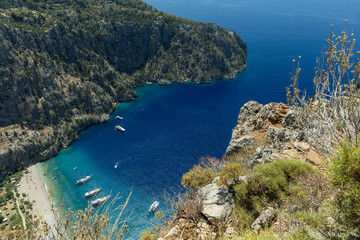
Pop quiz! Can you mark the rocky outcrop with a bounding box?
[225,101,323,168]
[0,1,247,173]
[199,178,235,223]
[159,101,326,239]
[251,206,277,232]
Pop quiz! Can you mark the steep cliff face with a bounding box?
[0,1,247,173]
[160,101,326,239]
[225,101,323,168]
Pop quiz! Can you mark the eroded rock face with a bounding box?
[225,101,323,168]
[199,178,235,223]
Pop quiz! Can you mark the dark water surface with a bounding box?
[41,0,360,239]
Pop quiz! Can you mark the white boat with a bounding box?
[115,116,123,120]
[114,162,119,168]
[91,195,110,206]
[76,175,91,185]
[73,167,77,170]
[115,125,125,132]
[85,188,101,198]
[149,201,159,212]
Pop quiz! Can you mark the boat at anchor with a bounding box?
[149,201,159,212]
[85,188,101,198]
[76,175,91,185]
[115,125,125,132]
[91,195,110,206]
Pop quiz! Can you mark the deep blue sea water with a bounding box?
[40,0,360,239]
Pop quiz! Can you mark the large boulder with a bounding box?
[199,179,235,223]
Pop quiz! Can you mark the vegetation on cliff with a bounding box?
[0,0,247,173]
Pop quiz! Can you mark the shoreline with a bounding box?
[17,164,57,228]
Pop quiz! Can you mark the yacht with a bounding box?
[115,125,125,132]
[149,201,159,212]
[91,195,110,206]
[85,188,101,198]
[76,175,91,185]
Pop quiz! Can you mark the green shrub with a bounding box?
[181,165,215,189]
[234,159,314,212]
[217,163,244,186]
[328,142,360,232]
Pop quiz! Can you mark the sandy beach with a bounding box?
[17,164,57,227]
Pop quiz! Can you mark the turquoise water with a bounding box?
[40,0,360,239]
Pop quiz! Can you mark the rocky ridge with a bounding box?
[0,1,247,174]
[225,101,323,168]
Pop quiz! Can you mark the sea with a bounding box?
[40,0,360,239]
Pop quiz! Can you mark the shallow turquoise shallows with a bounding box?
[40,0,360,239]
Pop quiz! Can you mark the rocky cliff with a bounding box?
[159,101,325,239]
[0,0,247,173]
[225,101,323,168]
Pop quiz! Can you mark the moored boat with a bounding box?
[76,175,91,185]
[115,125,125,132]
[85,188,101,198]
[91,195,110,206]
[149,201,159,212]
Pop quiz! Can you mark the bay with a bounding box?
[41,0,360,239]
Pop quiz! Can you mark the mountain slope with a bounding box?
[0,0,247,173]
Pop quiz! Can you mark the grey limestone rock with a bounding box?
[226,135,255,155]
[200,181,235,223]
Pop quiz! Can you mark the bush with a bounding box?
[287,21,360,158]
[217,163,244,186]
[181,165,215,189]
[234,159,314,212]
[328,142,360,232]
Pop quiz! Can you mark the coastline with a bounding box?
[17,164,57,228]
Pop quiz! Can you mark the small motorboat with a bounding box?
[114,162,119,169]
[73,167,77,170]
[52,176,56,180]
[149,201,159,212]
[115,125,125,132]
[115,116,123,120]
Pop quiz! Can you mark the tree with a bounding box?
[287,19,360,159]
